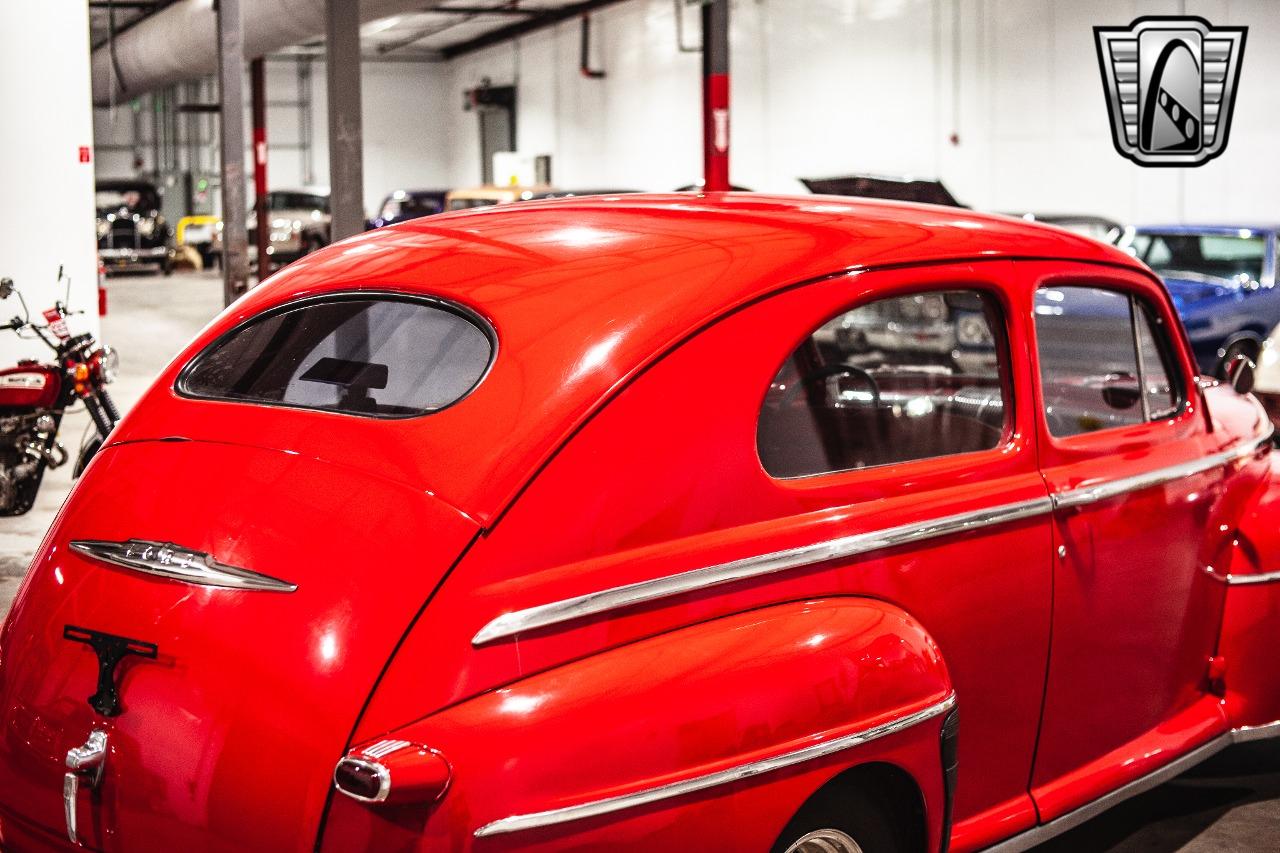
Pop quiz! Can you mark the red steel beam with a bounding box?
[250,57,270,278]
[701,0,730,192]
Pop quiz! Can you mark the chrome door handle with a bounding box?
[64,729,108,845]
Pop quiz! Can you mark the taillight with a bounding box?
[333,740,450,805]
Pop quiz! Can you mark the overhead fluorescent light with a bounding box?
[361,15,402,36]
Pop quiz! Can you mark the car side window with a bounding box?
[1034,286,1182,437]
[1134,304,1178,418]
[757,289,1009,479]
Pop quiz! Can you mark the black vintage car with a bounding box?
[366,189,449,230]
[95,179,173,275]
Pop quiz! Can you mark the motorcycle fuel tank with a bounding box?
[0,362,60,410]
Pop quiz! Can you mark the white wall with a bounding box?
[89,0,1280,225]
[93,58,453,217]
[436,0,1280,223]
[445,1,704,191]
[0,0,100,365]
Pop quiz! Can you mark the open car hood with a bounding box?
[799,174,966,207]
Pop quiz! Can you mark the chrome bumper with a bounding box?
[99,247,168,266]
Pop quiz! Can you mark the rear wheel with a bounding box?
[785,829,865,853]
[773,789,904,853]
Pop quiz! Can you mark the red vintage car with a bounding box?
[0,195,1276,853]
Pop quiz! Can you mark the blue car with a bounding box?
[1120,225,1279,375]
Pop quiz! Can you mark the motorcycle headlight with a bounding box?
[137,218,157,238]
[96,220,109,239]
[94,346,119,384]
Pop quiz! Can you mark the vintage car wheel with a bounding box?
[772,789,904,853]
[783,829,865,853]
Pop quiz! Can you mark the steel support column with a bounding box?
[326,0,364,242]
[251,58,270,276]
[701,0,730,192]
[216,0,249,304]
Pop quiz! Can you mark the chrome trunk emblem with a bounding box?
[70,539,296,593]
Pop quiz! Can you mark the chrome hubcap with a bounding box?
[784,828,865,853]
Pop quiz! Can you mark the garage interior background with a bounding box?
[91,0,1280,223]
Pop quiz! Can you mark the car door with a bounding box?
[1022,261,1231,821]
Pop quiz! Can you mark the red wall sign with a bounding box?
[78,146,91,163]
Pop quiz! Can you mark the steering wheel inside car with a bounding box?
[780,363,882,410]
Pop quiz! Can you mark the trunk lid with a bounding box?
[0,438,477,851]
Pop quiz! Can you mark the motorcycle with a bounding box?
[0,268,119,516]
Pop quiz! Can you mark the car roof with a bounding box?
[199,193,1146,522]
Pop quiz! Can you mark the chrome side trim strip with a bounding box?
[1052,429,1273,511]
[473,497,1053,646]
[982,719,1280,853]
[1225,569,1280,586]
[473,693,956,838]
[70,539,297,593]
[981,733,1233,853]
[473,430,1270,647]
[1231,719,1280,744]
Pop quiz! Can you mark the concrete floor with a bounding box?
[0,270,1277,849]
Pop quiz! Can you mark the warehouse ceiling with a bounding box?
[90,0,630,62]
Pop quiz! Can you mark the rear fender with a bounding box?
[321,597,955,852]
[1220,454,1280,731]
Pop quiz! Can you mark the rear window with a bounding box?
[178,295,493,418]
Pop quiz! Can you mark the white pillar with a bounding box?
[0,0,100,364]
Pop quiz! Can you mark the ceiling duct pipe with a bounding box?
[91,0,444,106]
